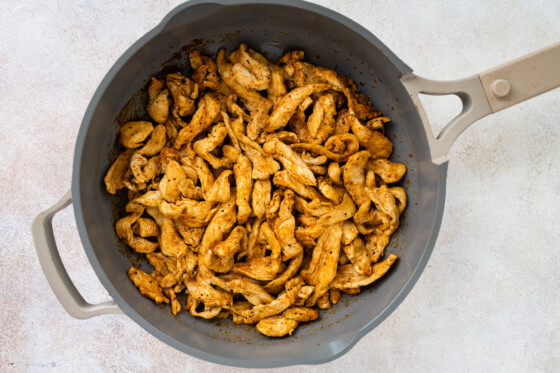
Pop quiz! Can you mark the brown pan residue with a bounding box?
[104,44,406,337]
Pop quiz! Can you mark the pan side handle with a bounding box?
[401,73,493,165]
[32,190,123,319]
[402,42,560,165]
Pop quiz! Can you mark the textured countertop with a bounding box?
[1,1,559,371]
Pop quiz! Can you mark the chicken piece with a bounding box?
[137,124,167,157]
[132,218,159,237]
[198,194,237,265]
[294,224,325,249]
[192,123,232,169]
[187,298,223,319]
[327,162,343,185]
[265,84,331,132]
[330,288,342,305]
[160,218,197,274]
[116,212,158,253]
[175,223,204,247]
[194,156,232,202]
[128,267,169,304]
[217,49,269,112]
[268,70,287,105]
[364,233,390,263]
[288,107,313,143]
[185,270,233,308]
[317,177,340,204]
[331,254,398,290]
[164,288,181,315]
[293,285,315,306]
[273,190,303,260]
[189,50,220,89]
[308,193,356,227]
[334,109,352,135]
[146,206,164,227]
[264,138,316,186]
[343,150,370,206]
[205,226,246,273]
[307,93,336,142]
[265,190,283,225]
[283,306,319,322]
[232,276,304,324]
[174,93,220,149]
[291,133,360,162]
[229,278,274,306]
[229,44,271,91]
[104,149,134,194]
[158,199,218,226]
[343,237,372,275]
[166,72,198,117]
[233,221,282,281]
[272,170,322,201]
[350,114,392,159]
[256,316,299,337]
[243,222,262,261]
[264,252,303,295]
[233,154,252,224]
[146,252,168,276]
[341,220,359,246]
[367,159,407,183]
[390,186,407,214]
[301,223,343,306]
[238,143,279,180]
[252,178,271,219]
[177,178,203,200]
[277,50,305,65]
[147,78,170,124]
[301,152,327,166]
[367,185,400,225]
[130,153,159,184]
[158,160,186,203]
[290,60,350,89]
[316,293,332,310]
[120,121,154,149]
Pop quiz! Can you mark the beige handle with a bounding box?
[402,42,560,164]
[479,42,560,112]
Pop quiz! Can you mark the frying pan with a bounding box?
[31,0,560,368]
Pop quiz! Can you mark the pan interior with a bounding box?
[74,1,442,365]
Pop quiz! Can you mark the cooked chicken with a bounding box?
[256,316,299,337]
[265,84,331,132]
[264,138,316,186]
[109,45,406,337]
[128,267,169,304]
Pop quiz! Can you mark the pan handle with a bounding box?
[402,42,560,164]
[32,190,123,319]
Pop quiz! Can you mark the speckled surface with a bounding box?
[1,0,560,371]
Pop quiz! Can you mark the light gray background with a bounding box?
[1,0,559,372]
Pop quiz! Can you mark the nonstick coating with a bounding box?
[72,0,447,367]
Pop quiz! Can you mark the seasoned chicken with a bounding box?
[174,93,221,149]
[264,138,316,186]
[166,72,198,117]
[120,121,154,149]
[331,254,398,290]
[193,124,232,169]
[104,149,134,194]
[301,223,343,306]
[256,316,299,337]
[147,78,170,124]
[194,156,232,202]
[350,114,392,159]
[343,150,370,206]
[128,267,169,304]
[265,84,331,132]
[116,212,158,253]
[233,154,252,224]
[109,45,407,335]
[367,158,407,184]
[252,178,272,219]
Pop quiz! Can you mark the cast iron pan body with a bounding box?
[72,0,446,367]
